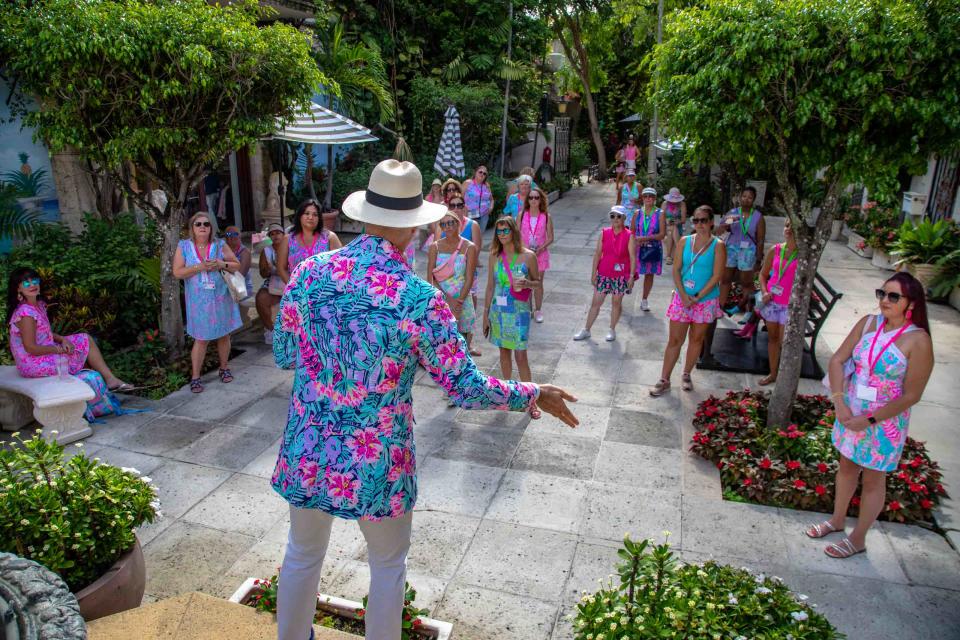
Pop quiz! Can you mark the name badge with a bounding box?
[614,263,624,272]
[740,241,752,249]
[770,284,783,296]
[203,280,216,290]
[495,295,508,307]
[683,279,696,290]
[856,385,878,402]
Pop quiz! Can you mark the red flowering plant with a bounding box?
[691,390,949,523]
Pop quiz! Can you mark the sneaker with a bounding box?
[535,310,544,323]
[573,328,591,341]
[605,329,616,342]
[263,329,274,345]
[641,299,650,312]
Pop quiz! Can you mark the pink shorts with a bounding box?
[665,291,722,324]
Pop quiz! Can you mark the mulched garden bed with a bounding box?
[690,390,949,523]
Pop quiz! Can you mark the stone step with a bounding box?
[86,591,356,640]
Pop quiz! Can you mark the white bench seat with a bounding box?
[0,366,95,444]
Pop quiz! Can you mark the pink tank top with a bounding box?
[597,227,631,278]
[769,243,798,304]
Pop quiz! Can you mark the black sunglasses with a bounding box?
[875,289,904,303]
[439,219,459,228]
[692,217,711,224]
[450,202,465,209]
[609,213,625,219]
[528,195,541,200]
[193,221,211,227]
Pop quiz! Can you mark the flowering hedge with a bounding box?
[574,536,842,639]
[690,390,949,523]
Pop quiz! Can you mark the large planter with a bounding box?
[908,263,943,292]
[830,219,844,241]
[74,538,146,621]
[949,285,960,312]
[230,578,453,640]
[846,231,873,258]
[339,217,364,234]
[322,210,339,233]
[871,248,896,271]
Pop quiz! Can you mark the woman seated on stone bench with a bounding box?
[6,267,134,391]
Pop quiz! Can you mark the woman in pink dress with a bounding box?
[808,272,933,559]
[276,199,342,284]
[519,187,554,324]
[6,267,133,390]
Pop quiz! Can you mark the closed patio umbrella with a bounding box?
[434,105,466,178]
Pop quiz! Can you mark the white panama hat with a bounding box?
[664,187,685,203]
[342,160,447,228]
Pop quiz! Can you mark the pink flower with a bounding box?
[436,341,465,369]
[368,271,402,305]
[280,301,300,331]
[298,458,320,490]
[387,445,414,481]
[376,357,404,393]
[331,255,356,282]
[390,492,406,518]
[346,427,383,464]
[325,470,359,507]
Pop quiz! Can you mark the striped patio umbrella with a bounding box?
[434,105,466,178]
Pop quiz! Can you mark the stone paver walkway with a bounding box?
[39,181,960,638]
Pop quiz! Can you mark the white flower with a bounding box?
[796,593,809,602]
[728,594,739,605]
[120,467,141,476]
[19,519,29,526]
[755,586,772,595]
[790,611,808,622]
[140,476,152,483]
[73,442,83,448]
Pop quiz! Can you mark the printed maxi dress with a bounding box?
[487,254,531,350]
[179,239,242,341]
[832,316,922,472]
[287,230,330,273]
[271,234,538,521]
[435,247,476,335]
[8,302,90,377]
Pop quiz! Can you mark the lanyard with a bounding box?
[624,184,637,203]
[526,211,545,238]
[498,252,518,287]
[739,207,753,236]
[685,236,712,276]
[773,243,797,284]
[868,320,911,372]
[638,207,654,236]
[298,232,320,255]
[193,241,214,282]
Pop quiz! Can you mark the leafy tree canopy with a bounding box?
[0,0,327,209]
[651,0,960,198]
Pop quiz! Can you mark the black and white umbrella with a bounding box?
[434,105,466,178]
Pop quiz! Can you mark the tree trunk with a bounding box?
[305,144,317,201]
[767,178,841,428]
[582,89,608,181]
[158,211,186,357]
[324,145,334,210]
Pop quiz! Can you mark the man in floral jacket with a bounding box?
[273,159,578,640]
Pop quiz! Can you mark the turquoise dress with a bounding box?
[179,239,242,340]
[487,254,531,350]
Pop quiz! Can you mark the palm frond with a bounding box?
[442,52,471,82]
[0,184,44,241]
[1,168,49,197]
[468,53,495,71]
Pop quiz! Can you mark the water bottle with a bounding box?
[57,353,69,379]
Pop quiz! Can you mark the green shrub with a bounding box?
[569,138,592,177]
[890,218,960,266]
[574,536,843,639]
[0,434,159,591]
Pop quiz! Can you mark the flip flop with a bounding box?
[109,382,138,393]
[805,520,840,539]
[825,537,866,559]
[758,375,777,386]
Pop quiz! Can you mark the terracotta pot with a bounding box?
[321,210,339,233]
[908,263,942,291]
[74,538,145,621]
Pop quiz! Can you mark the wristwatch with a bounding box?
[867,415,877,425]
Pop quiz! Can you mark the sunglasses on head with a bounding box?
[692,217,711,224]
[194,220,211,227]
[450,202,465,209]
[495,227,511,235]
[224,231,239,238]
[20,277,40,288]
[875,289,904,303]
[439,219,459,228]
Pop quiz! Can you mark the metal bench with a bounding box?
[0,367,95,444]
[698,272,843,379]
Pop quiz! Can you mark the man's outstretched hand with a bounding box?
[535,384,579,427]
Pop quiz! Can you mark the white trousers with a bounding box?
[277,506,412,640]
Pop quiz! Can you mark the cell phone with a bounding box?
[483,325,490,338]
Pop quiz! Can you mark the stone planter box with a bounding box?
[949,285,960,312]
[338,217,364,234]
[871,248,896,271]
[229,578,453,640]
[846,231,873,258]
[75,538,146,621]
[547,190,561,204]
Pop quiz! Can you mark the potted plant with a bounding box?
[931,248,960,309]
[231,575,453,639]
[0,434,160,621]
[864,203,901,270]
[890,219,960,290]
[844,202,874,258]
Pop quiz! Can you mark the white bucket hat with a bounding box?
[342,160,447,228]
[665,187,685,203]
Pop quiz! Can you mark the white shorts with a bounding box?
[625,159,637,170]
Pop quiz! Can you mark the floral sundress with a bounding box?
[436,249,476,335]
[8,302,90,377]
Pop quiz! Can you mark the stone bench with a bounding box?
[0,366,95,444]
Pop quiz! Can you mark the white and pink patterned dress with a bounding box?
[832,316,921,472]
[8,302,90,377]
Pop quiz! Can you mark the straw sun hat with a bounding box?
[342,160,447,228]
